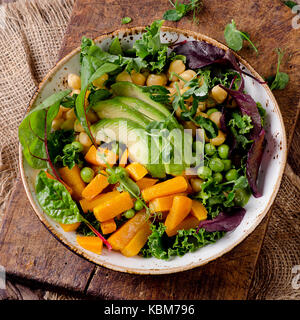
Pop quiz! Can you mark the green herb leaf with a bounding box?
[142,85,171,104]
[75,63,120,146]
[284,1,297,9]
[121,17,132,24]
[142,222,224,259]
[54,142,83,169]
[18,90,71,168]
[35,171,82,224]
[268,49,289,90]
[133,20,168,73]
[224,19,258,53]
[163,0,202,23]
[108,37,123,55]
[194,115,218,139]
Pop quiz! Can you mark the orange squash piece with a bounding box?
[59,222,81,232]
[149,192,187,213]
[45,171,73,195]
[141,176,188,202]
[84,145,118,167]
[136,177,158,191]
[100,219,117,235]
[76,236,103,254]
[79,190,120,213]
[121,223,152,257]
[165,195,192,235]
[94,191,134,222]
[58,165,86,201]
[119,148,128,167]
[81,170,109,201]
[190,200,208,221]
[108,210,148,251]
[125,162,148,181]
[166,215,199,237]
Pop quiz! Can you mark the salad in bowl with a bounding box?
[18,20,285,272]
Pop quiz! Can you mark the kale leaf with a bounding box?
[141,223,224,260]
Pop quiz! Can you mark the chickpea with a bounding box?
[196,111,208,118]
[86,110,99,123]
[53,106,64,120]
[116,71,132,82]
[180,86,193,103]
[65,108,77,120]
[208,111,222,129]
[190,178,203,192]
[166,86,177,102]
[206,96,217,108]
[146,73,167,86]
[183,121,197,137]
[210,130,227,146]
[67,73,81,90]
[74,119,85,132]
[52,118,64,130]
[211,85,228,104]
[169,81,183,89]
[197,101,206,112]
[168,60,186,81]
[79,132,92,148]
[131,70,146,86]
[141,70,150,79]
[61,119,75,131]
[92,73,108,88]
[71,89,81,96]
[60,105,70,113]
[179,69,197,86]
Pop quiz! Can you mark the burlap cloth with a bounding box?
[0,0,299,300]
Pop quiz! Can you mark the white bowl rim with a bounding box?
[19,26,287,275]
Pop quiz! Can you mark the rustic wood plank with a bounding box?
[87,214,271,300]
[0,179,95,293]
[1,0,299,299]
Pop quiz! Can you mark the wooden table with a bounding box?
[0,0,299,300]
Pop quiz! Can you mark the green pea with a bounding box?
[213,172,223,184]
[114,166,128,178]
[234,188,251,207]
[222,159,232,171]
[197,166,212,180]
[205,143,216,156]
[206,108,219,116]
[225,169,239,181]
[123,209,135,219]
[218,144,230,159]
[209,158,225,172]
[71,141,83,152]
[134,199,144,211]
[80,167,94,183]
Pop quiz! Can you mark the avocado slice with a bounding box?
[90,118,166,178]
[113,96,166,122]
[111,82,179,127]
[92,98,150,128]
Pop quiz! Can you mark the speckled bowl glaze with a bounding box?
[19,26,287,274]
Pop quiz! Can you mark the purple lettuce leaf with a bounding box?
[173,41,263,84]
[246,128,266,198]
[197,207,246,232]
[219,85,262,138]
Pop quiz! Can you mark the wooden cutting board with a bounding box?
[0,0,299,300]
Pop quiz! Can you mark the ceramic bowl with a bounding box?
[19,26,287,274]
